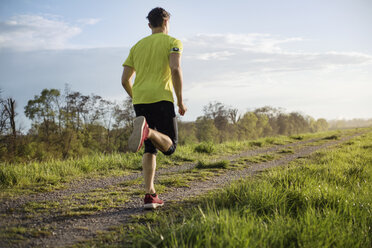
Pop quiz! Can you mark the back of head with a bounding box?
[147,7,171,28]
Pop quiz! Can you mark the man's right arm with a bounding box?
[121,66,135,98]
[169,53,187,116]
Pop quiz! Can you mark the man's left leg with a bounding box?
[142,152,156,194]
[142,151,165,209]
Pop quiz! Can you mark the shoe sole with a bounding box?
[128,116,146,152]
[144,203,164,209]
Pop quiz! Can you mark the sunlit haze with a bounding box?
[1,0,371,130]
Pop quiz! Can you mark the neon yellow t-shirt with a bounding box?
[123,33,183,105]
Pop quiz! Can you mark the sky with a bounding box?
[0,0,371,130]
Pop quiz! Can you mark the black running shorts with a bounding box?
[133,101,178,155]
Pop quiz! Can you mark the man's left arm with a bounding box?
[169,53,187,116]
[121,66,135,98]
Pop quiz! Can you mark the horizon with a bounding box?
[1,0,372,130]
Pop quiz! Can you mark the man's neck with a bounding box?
[151,27,167,34]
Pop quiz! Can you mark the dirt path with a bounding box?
[0,137,318,212]
[0,132,364,248]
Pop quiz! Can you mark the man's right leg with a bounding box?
[128,116,173,153]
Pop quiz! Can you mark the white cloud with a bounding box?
[0,15,99,51]
[188,51,234,61]
[180,33,372,120]
[77,18,101,25]
[185,33,303,53]
[183,33,372,87]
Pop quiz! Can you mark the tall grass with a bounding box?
[0,128,364,192]
[127,131,372,247]
[0,153,143,189]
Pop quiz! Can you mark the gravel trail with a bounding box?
[0,137,318,213]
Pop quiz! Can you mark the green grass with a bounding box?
[0,152,141,192]
[158,177,191,188]
[22,200,60,213]
[9,187,132,220]
[158,170,217,188]
[194,142,215,154]
[236,153,279,164]
[0,225,53,245]
[0,128,365,196]
[196,160,230,169]
[290,135,304,140]
[322,134,340,140]
[1,128,369,248]
[99,129,372,248]
[119,177,143,187]
[278,148,294,154]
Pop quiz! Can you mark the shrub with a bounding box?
[194,142,215,154]
[323,135,339,140]
[196,160,229,169]
[290,135,304,140]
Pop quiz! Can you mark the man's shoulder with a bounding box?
[166,34,182,43]
[141,34,181,43]
[131,34,182,52]
[132,35,152,48]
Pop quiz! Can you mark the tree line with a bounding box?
[178,102,328,145]
[1,88,328,163]
[328,118,372,130]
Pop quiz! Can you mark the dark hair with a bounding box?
[146,7,170,28]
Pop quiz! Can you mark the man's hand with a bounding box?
[178,102,187,116]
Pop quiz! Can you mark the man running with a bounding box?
[121,7,187,209]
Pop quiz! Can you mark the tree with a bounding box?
[113,97,135,129]
[25,89,61,139]
[315,118,328,132]
[203,101,227,119]
[254,106,281,134]
[0,93,8,135]
[255,113,271,137]
[100,98,115,151]
[227,108,239,124]
[0,97,18,157]
[289,112,309,134]
[4,98,17,140]
[238,112,258,139]
[203,101,230,131]
[178,121,197,145]
[83,95,104,125]
[64,91,89,130]
[195,116,218,142]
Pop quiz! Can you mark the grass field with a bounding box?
[80,129,371,247]
[1,128,371,247]
[0,129,352,196]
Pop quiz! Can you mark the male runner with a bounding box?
[121,7,187,209]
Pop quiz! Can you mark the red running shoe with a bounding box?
[128,116,149,152]
[144,194,164,209]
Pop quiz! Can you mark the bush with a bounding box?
[290,135,304,140]
[196,160,229,169]
[250,141,263,147]
[323,135,339,140]
[194,142,215,154]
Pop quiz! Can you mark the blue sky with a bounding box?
[1,0,371,130]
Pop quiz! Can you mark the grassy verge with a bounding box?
[0,128,364,196]
[84,129,371,247]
